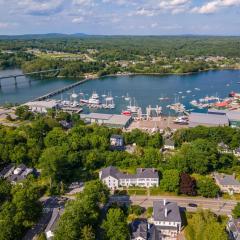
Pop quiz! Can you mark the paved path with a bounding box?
[110,195,237,215]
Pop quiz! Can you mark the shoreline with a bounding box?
[57,67,240,80]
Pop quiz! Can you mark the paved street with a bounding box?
[110,195,237,215]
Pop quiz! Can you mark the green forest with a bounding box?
[0,36,240,77]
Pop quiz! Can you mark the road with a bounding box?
[110,195,237,215]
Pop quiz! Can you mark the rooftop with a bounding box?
[189,112,229,127]
[131,220,148,240]
[214,173,240,186]
[153,200,181,223]
[24,100,58,109]
[100,166,158,180]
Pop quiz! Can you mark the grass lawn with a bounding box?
[150,187,177,196]
[128,189,147,195]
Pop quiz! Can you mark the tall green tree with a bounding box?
[102,208,130,240]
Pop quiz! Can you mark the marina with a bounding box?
[1,69,240,117]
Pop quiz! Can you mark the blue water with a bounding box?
[53,70,240,115]
[0,69,75,105]
[1,69,240,115]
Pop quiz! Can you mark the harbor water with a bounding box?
[1,69,240,115]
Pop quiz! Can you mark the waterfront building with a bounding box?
[208,109,240,127]
[80,113,132,128]
[24,100,59,113]
[213,173,240,195]
[151,200,182,240]
[189,112,229,127]
[99,166,159,190]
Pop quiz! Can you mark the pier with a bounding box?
[33,78,91,101]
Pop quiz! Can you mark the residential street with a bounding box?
[110,195,237,215]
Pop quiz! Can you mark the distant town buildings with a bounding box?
[213,173,240,195]
[99,166,159,190]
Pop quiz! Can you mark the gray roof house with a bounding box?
[0,164,15,178]
[149,225,163,240]
[227,217,240,240]
[45,207,64,240]
[152,200,182,239]
[131,220,148,240]
[99,166,159,190]
[213,173,240,195]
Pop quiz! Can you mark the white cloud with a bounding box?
[73,0,96,6]
[191,0,240,14]
[0,22,10,29]
[72,16,85,23]
[134,8,157,17]
[15,0,65,15]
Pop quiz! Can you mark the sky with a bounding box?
[0,0,239,35]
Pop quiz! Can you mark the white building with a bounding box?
[24,100,59,113]
[99,166,159,190]
[213,173,240,195]
[151,200,182,240]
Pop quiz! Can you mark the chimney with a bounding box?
[165,208,168,218]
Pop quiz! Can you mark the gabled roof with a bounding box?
[100,166,159,180]
[153,200,181,223]
[131,220,148,240]
[0,164,14,178]
[214,173,240,186]
[149,225,163,240]
[136,168,159,179]
[45,208,63,233]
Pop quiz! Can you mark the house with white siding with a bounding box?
[151,200,182,240]
[99,166,159,190]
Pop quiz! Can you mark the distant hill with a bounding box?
[0,33,88,40]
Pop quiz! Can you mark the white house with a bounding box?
[213,173,240,195]
[99,166,159,190]
[151,200,182,240]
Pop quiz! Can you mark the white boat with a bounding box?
[194,88,200,91]
[88,91,100,105]
[125,93,130,101]
[186,90,192,93]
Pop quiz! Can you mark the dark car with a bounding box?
[188,203,198,208]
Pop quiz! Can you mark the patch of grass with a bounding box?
[128,189,147,195]
[150,187,177,196]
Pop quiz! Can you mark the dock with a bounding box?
[33,78,91,101]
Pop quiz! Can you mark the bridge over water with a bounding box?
[0,69,62,88]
